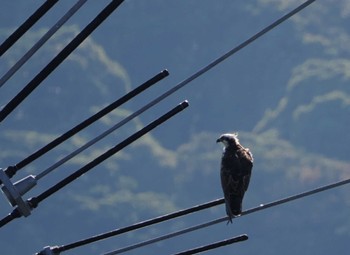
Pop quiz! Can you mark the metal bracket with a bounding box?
[0,168,32,217]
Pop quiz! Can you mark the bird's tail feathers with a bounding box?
[226,196,242,218]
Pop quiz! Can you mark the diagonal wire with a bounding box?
[0,0,59,57]
[0,0,88,88]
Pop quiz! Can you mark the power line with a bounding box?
[0,0,59,57]
[0,0,88,88]
[0,0,125,123]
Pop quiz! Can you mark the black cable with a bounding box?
[0,100,189,228]
[1,69,168,182]
[0,0,59,57]
[172,234,248,255]
[56,198,224,252]
[0,0,125,123]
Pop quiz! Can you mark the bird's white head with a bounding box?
[216,133,240,148]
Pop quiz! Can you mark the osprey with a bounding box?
[216,133,253,223]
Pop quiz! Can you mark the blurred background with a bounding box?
[0,0,349,254]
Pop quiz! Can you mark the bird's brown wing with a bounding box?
[237,148,253,191]
[220,151,245,216]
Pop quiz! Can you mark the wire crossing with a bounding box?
[0,0,125,123]
[0,0,59,57]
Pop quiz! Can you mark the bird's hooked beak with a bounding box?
[216,138,222,143]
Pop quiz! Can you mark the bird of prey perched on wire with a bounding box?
[217,133,253,223]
